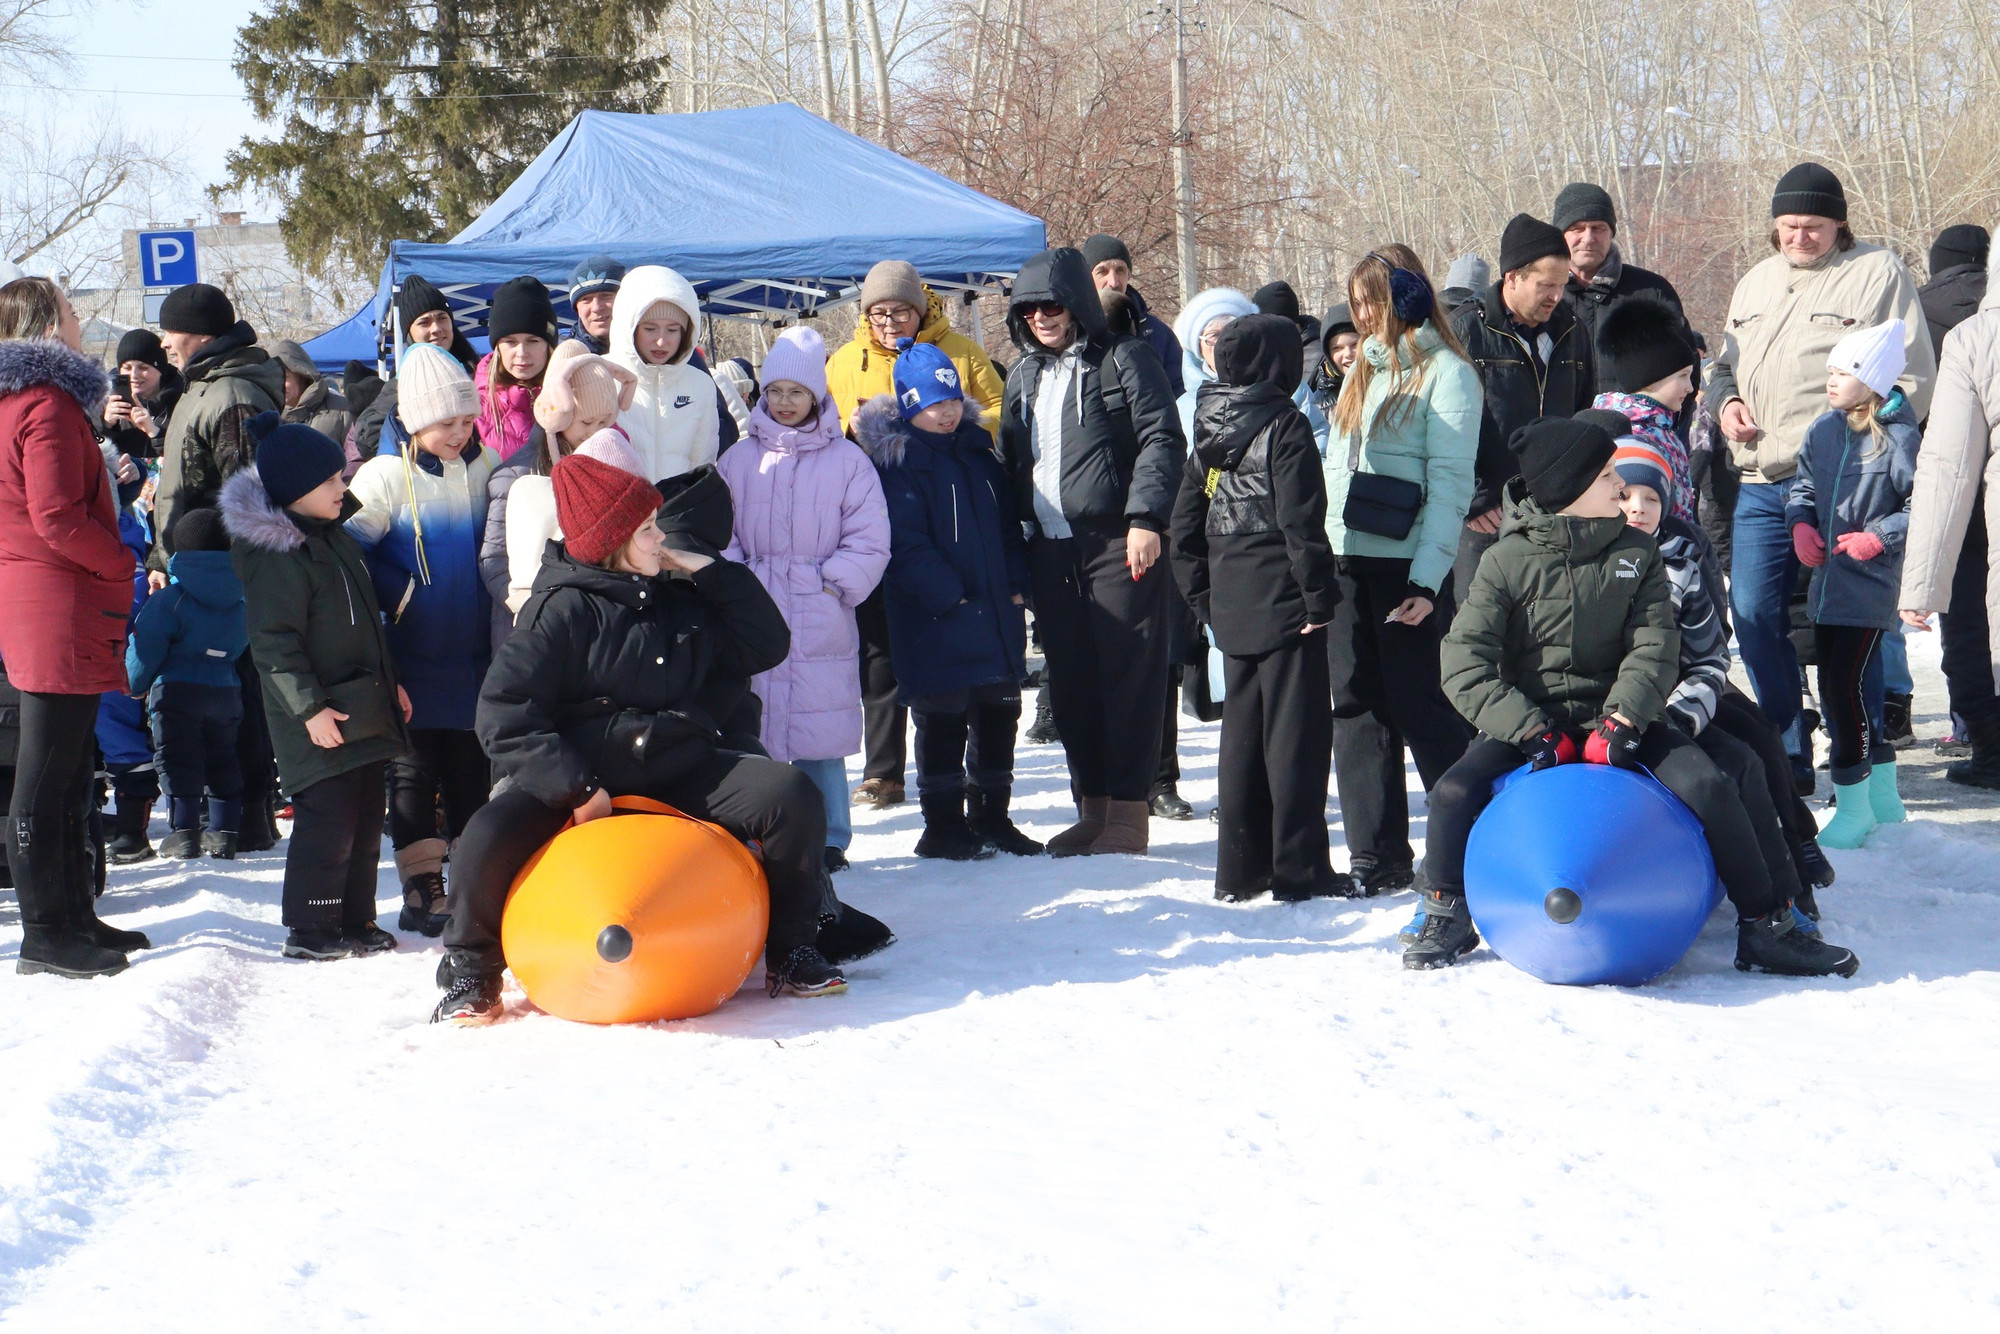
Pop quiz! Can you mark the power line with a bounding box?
[0,80,607,101]
[70,50,654,69]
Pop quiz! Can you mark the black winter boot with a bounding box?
[19,927,130,978]
[1882,691,1914,747]
[282,929,357,961]
[14,815,129,977]
[237,791,281,853]
[106,798,155,864]
[395,838,451,935]
[915,791,996,861]
[1024,691,1060,745]
[432,950,505,1025]
[1735,907,1859,977]
[1272,867,1361,902]
[1349,854,1416,897]
[966,786,1044,856]
[1403,889,1480,970]
[766,944,848,997]
[1946,711,2000,791]
[816,900,896,964]
[1793,837,1836,891]
[1148,786,1195,820]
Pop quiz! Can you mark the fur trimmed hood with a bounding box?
[0,338,109,414]
[219,469,305,553]
[852,392,990,468]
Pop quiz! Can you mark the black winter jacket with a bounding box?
[999,248,1187,536]
[1169,315,1339,656]
[1564,252,1701,425]
[1450,283,1597,515]
[475,546,790,811]
[1919,263,1988,358]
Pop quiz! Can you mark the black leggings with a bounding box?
[387,727,490,849]
[446,750,828,974]
[1812,625,1887,784]
[7,691,100,934]
[1424,727,1780,919]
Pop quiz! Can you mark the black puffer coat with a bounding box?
[999,247,1186,536]
[1919,263,1988,357]
[475,544,790,811]
[1450,283,1596,515]
[1169,315,1338,656]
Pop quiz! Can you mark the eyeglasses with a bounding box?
[1024,301,1067,318]
[866,306,919,326]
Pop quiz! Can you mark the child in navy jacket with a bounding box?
[854,341,1038,860]
[126,508,250,858]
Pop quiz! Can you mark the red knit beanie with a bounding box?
[552,454,660,565]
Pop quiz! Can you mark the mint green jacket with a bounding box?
[1322,325,1481,593]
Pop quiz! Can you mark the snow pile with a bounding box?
[3,636,1998,1328]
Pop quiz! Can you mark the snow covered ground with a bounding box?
[3,632,1997,1331]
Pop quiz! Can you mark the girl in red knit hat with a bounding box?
[431,452,864,1022]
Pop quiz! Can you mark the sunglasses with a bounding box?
[1024,301,1068,318]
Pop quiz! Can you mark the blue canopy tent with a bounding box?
[298,303,381,376]
[358,103,1045,366]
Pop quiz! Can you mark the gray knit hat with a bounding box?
[859,260,926,313]
[1552,182,1617,233]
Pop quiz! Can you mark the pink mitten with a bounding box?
[1835,530,1886,562]
[1791,524,1827,567]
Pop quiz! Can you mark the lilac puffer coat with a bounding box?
[716,394,891,761]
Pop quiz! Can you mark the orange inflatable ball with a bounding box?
[500,796,769,1024]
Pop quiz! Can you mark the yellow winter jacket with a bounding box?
[1710,240,1934,484]
[827,288,1006,442]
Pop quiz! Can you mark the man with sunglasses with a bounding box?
[998,247,1186,857]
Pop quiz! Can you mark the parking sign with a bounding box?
[137,230,199,287]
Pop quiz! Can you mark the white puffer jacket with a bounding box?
[606,265,722,483]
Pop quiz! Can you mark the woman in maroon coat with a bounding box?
[0,277,148,977]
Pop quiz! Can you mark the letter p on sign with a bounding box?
[138,230,199,287]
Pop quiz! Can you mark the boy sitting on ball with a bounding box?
[1409,417,1857,979]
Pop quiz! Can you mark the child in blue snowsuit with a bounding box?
[127,507,250,859]
[98,506,160,866]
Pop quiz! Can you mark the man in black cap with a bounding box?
[565,254,625,354]
[1082,232,1186,397]
[1444,213,1597,620]
[1918,224,1990,355]
[1551,181,1698,403]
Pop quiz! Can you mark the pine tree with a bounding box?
[220,0,669,278]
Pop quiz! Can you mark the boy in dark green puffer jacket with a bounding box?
[1411,417,1858,979]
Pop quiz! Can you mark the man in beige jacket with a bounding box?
[1900,265,2000,789]
[1705,163,1935,787]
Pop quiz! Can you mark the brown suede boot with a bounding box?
[1047,797,1110,857]
[1089,799,1151,855]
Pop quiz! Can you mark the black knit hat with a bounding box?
[114,328,172,376]
[1498,214,1570,275]
[1080,233,1131,271]
[171,507,231,553]
[1552,183,1617,233]
[487,276,559,345]
[1512,416,1616,514]
[1252,280,1303,324]
[157,283,235,337]
[247,411,345,509]
[653,464,735,559]
[1929,224,1990,276]
[1595,294,1695,395]
[394,274,452,342]
[1772,162,1847,221]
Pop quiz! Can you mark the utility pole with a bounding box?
[1169,1,1199,302]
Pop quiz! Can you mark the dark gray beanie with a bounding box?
[1552,182,1616,233]
[1772,163,1847,222]
[1081,233,1132,270]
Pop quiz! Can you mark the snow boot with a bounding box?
[1817,779,1877,849]
[1793,837,1836,890]
[816,900,896,965]
[851,777,905,808]
[823,846,849,873]
[395,838,451,936]
[1882,691,1914,747]
[766,944,848,998]
[1148,786,1194,820]
[915,791,995,860]
[1087,800,1151,855]
[105,798,155,865]
[432,951,504,1025]
[1403,889,1479,970]
[1024,691,1060,745]
[156,829,201,860]
[343,920,398,955]
[18,929,129,978]
[1946,711,2000,790]
[237,790,282,853]
[966,786,1044,856]
[1868,759,1907,824]
[282,928,358,961]
[1349,854,1415,897]
[1047,797,1109,857]
[1735,906,1859,977]
[1272,867,1360,902]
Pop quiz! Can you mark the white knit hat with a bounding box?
[398,342,478,434]
[1827,318,1907,399]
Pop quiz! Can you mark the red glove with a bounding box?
[1792,524,1827,567]
[1520,727,1579,771]
[1583,716,1643,769]
[1834,530,1885,562]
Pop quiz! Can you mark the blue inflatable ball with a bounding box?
[1463,764,1722,986]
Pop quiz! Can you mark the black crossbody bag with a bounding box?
[1341,431,1424,540]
